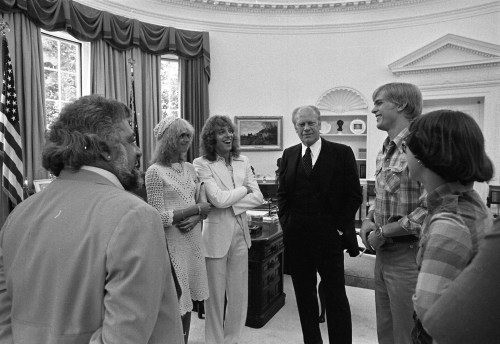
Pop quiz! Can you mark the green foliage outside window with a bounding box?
[42,34,80,129]
[42,35,179,127]
[160,58,179,118]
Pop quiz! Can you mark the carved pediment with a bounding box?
[389,34,500,75]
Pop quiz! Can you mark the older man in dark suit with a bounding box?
[277,105,362,344]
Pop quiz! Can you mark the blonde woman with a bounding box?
[146,115,212,343]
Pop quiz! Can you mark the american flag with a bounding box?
[0,35,23,205]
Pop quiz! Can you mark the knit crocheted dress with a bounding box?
[146,162,209,315]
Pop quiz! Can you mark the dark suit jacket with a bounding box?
[277,138,362,256]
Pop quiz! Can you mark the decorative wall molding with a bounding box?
[419,80,500,92]
[389,34,500,75]
[164,0,431,14]
[316,87,368,114]
[88,0,499,34]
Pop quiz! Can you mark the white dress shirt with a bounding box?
[301,138,322,168]
[80,165,124,189]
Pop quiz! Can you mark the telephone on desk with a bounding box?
[257,181,278,216]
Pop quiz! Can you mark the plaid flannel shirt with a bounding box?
[369,127,427,233]
[413,181,493,320]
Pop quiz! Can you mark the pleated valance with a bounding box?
[0,0,210,79]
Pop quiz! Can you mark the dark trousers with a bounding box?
[284,213,352,344]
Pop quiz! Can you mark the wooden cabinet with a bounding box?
[246,226,286,328]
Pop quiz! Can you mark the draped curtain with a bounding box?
[180,56,210,162]
[0,0,210,224]
[0,0,211,59]
[0,11,45,227]
[91,41,161,168]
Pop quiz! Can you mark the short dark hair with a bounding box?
[199,115,240,162]
[372,83,422,120]
[406,109,493,184]
[42,95,131,176]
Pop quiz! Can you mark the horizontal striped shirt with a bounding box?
[371,127,427,233]
[413,182,493,320]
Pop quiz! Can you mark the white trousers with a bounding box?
[205,225,248,344]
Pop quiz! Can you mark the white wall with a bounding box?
[79,0,500,180]
[207,11,500,178]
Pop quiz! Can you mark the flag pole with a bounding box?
[128,57,140,148]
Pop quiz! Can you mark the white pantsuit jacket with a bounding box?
[194,154,263,344]
[193,155,264,258]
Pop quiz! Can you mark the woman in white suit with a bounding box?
[193,115,263,344]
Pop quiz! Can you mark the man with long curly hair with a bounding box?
[0,95,183,343]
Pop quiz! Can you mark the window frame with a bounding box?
[160,54,180,118]
[41,29,90,127]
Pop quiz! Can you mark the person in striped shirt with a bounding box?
[404,110,494,343]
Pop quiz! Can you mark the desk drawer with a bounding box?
[249,250,283,289]
[263,266,281,288]
[248,279,283,312]
[249,231,284,260]
[263,254,281,274]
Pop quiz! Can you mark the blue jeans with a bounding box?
[375,241,419,344]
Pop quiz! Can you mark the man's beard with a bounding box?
[112,148,143,191]
[119,168,143,191]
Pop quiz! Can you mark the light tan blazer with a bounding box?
[0,169,183,344]
[193,155,263,258]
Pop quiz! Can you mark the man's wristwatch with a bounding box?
[376,223,385,239]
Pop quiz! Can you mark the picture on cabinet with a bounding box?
[33,179,52,192]
[235,116,283,151]
[350,119,366,135]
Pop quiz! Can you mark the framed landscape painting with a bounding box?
[235,116,283,151]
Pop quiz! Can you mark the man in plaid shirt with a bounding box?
[360,83,427,344]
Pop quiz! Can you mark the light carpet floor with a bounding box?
[188,274,377,344]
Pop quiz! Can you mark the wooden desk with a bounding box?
[246,224,286,328]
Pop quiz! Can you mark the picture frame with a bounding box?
[33,179,52,192]
[235,116,283,151]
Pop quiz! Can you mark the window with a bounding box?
[42,33,177,125]
[160,55,180,118]
[41,31,90,129]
